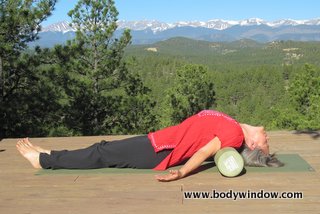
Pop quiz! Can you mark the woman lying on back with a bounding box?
[17,110,283,182]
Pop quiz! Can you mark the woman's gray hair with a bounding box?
[239,144,284,167]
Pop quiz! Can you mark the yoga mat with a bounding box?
[35,154,315,176]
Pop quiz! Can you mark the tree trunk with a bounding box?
[0,56,3,101]
[93,38,98,94]
[92,38,99,133]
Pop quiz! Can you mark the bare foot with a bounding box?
[16,139,42,169]
[23,138,51,155]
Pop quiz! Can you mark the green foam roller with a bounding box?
[214,147,244,177]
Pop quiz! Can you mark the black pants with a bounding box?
[39,135,172,169]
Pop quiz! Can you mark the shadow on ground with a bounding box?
[293,130,320,139]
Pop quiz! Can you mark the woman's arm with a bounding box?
[155,137,221,182]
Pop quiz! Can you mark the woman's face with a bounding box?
[254,127,270,154]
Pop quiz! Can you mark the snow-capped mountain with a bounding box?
[42,18,320,33]
[34,18,320,47]
[117,20,173,33]
[41,21,75,33]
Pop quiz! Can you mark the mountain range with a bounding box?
[31,18,320,47]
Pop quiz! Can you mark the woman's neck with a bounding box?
[240,123,255,149]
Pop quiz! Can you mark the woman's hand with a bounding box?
[155,170,183,182]
[155,137,221,182]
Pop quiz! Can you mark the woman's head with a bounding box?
[240,124,270,154]
[239,124,284,167]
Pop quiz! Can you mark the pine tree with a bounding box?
[63,0,157,135]
[162,64,216,125]
[117,74,158,134]
[0,0,56,138]
[287,64,320,130]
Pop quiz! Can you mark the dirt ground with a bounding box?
[0,131,319,214]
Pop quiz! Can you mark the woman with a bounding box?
[16,110,283,182]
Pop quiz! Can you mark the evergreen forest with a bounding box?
[1,0,319,139]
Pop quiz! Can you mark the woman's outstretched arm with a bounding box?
[155,137,221,182]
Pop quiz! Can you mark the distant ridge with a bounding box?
[42,18,320,33]
[33,18,320,47]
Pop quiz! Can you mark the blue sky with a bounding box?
[43,0,320,26]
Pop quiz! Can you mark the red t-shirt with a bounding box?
[148,110,244,170]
